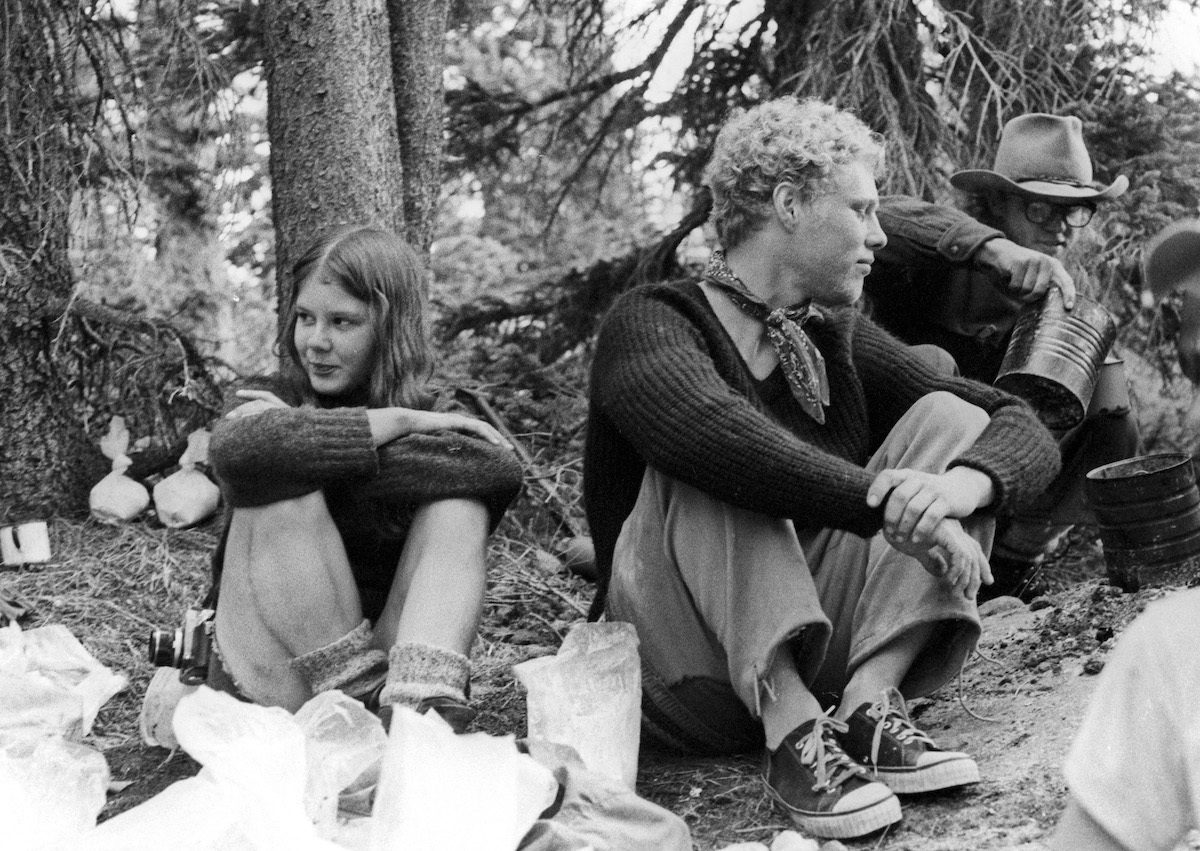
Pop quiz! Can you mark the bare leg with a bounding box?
[214,491,363,710]
[372,498,489,655]
[834,622,935,720]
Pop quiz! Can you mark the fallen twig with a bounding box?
[457,387,585,538]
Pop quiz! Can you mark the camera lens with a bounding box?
[148,629,179,667]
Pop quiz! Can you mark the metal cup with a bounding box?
[995,289,1118,430]
[1085,356,1132,417]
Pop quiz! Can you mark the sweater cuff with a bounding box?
[302,407,380,480]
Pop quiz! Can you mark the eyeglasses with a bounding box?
[1023,199,1096,228]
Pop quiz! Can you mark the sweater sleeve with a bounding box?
[877,195,1005,267]
[851,317,1062,512]
[210,403,379,508]
[592,290,884,537]
[210,376,524,526]
[364,433,524,533]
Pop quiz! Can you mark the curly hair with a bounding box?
[704,97,884,249]
[277,225,434,409]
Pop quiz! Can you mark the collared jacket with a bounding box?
[864,196,1021,383]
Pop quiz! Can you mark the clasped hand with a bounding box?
[866,467,995,599]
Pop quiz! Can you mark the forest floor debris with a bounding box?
[1,511,1193,849]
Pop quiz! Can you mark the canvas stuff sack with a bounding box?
[89,416,150,524]
[153,429,220,529]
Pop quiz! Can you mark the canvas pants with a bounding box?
[608,392,994,754]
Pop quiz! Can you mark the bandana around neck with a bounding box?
[704,250,830,424]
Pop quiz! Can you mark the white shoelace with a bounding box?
[865,689,937,768]
[796,715,870,792]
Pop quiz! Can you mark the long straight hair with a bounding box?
[277,226,433,409]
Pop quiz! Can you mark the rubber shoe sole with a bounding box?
[869,751,981,794]
[764,777,902,839]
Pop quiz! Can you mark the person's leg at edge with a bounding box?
[374,498,489,731]
[214,490,369,710]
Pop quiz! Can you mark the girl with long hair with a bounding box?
[205,225,522,731]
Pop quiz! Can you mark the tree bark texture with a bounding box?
[263,0,406,304]
[387,0,449,255]
[0,1,106,518]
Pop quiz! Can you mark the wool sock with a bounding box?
[289,619,389,701]
[377,641,471,709]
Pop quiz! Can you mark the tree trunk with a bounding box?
[263,0,406,303]
[387,0,449,256]
[0,1,106,519]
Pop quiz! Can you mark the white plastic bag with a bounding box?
[294,690,388,835]
[0,734,111,848]
[68,687,341,851]
[89,416,150,524]
[514,621,642,789]
[0,622,128,740]
[0,623,124,847]
[369,706,559,851]
[153,429,220,528]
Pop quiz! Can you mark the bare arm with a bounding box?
[365,407,510,448]
[230,388,512,448]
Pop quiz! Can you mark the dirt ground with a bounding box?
[633,574,1183,851]
[8,518,1196,849]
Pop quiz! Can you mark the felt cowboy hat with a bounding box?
[950,114,1128,201]
[1144,219,1200,297]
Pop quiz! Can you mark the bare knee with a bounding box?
[233,490,334,536]
[411,498,489,544]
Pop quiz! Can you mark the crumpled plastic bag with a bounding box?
[1,734,111,849]
[0,622,128,741]
[89,416,150,524]
[0,623,126,847]
[513,622,641,789]
[517,739,691,851]
[153,429,220,529]
[294,690,388,837]
[60,686,342,851]
[369,705,560,851]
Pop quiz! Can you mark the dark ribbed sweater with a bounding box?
[206,377,524,618]
[583,278,1062,612]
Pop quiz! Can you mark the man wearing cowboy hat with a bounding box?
[864,113,1140,600]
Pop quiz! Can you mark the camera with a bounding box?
[148,608,214,685]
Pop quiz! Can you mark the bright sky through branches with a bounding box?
[1151,0,1200,77]
[610,0,1200,98]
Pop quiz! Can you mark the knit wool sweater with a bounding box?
[583,278,1062,610]
[206,376,524,617]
